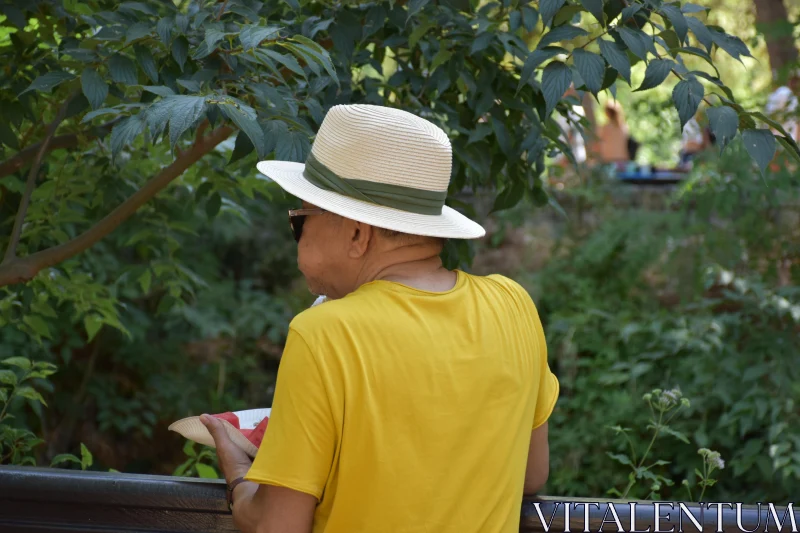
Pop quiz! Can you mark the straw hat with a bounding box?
[168,408,271,458]
[256,104,486,239]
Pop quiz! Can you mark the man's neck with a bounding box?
[355,245,456,293]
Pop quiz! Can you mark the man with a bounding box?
[765,74,799,142]
[201,104,559,533]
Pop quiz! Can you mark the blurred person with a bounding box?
[765,74,799,142]
[554,85,588,166]
[593,101,630,163]
[201,104,560,533]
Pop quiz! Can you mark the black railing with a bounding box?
[0,466,793,532]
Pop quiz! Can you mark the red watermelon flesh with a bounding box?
[244,416,269,448]
[213,412,240,429]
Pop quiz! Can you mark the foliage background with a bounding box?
[0,0,798,504]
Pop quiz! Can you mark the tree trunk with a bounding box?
[753,0,799,84]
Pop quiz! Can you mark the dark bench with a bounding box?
[0,466,784,532]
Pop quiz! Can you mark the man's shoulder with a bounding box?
[287,292,367,338]
[471,272,532,298]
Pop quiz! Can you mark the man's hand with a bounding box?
[200,413,253,483]
[200,413,317,533]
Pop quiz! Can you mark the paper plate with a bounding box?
[168,408,271,459]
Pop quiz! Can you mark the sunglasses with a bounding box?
[288,208,326,243]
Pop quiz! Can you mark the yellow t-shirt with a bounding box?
[245,271,559,533]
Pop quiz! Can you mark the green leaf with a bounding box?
[240,25,280,51]
[522,6,539,32]
[51,454,81,468]
[492,180,525,213]
[109,55,138,85]
[706,106,738,152]
[23,315,51,339]
[275,130,311,162]
[205,28,227,52]
[230,130,255,164]
[686,17,712,52]
[572,50,605,94]
[16,385,47,407]
[742,129,777,175]
[407,0,430,20]
[218,101,266,157]
[3,357,31,371]
[157,17,172,45]
[135,45,159,84]
[0,388,7,403]
[617,27,648,59]
[509,11,522,32]
[636,59,674,92]
[431,49,453,72]
[550,6,581,28]
[167,96,207,148]
[681,3,707,13]
[620,4,642,22]
[0,369,17,386]
[518,47,566,91]
[541,61,572,117]
[229,4,260,20]
[110,114,146,156]
[143,86,175,97]
[492,117,513,157]
[672,77,704,128]
[540,0,567,26]
[607,452,634,466]
[84,314,104,342]
[182,439,197,458]
[258,49,305,78]
[20,71,76,95]
[81,69,108,110]
[0,122,18,150]
[598,38,631,83]
[538,25,588,49]
[126,22,151,44]
[659,4,688,44]
[708,28,752,62]
[195,463,218,479]
[138,269,152,293]
[660,425,691,444]
[750,111,794,139]
[580,0,604,25]
[777,136,800,166]
[289,36,338,82]
[30,300,57,319]
[81,443,94,470]
[172,36,190,72]
[206,192,222,219]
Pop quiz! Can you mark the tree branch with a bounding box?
[0,125,234,287]
[3,92,77,263]
[0,119,121,180]
[216,0,229,21]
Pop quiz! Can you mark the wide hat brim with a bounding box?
[168,408,271,459]
[257,161,486,240]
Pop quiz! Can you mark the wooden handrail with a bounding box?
[0,466,791,532]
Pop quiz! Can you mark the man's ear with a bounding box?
[348,221,373,258]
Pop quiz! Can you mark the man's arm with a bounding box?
[230,482,316,533]
[201,414,318,533]
[524,422,550,495]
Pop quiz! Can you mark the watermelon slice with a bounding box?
[245,416,269,448]
[212,411,268,448]
[213,412,240,429]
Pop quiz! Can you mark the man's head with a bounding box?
[256,104,485,297]
[292,202,444,299]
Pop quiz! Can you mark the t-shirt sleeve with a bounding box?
[244,328,335,500]
[530,300,560,430]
